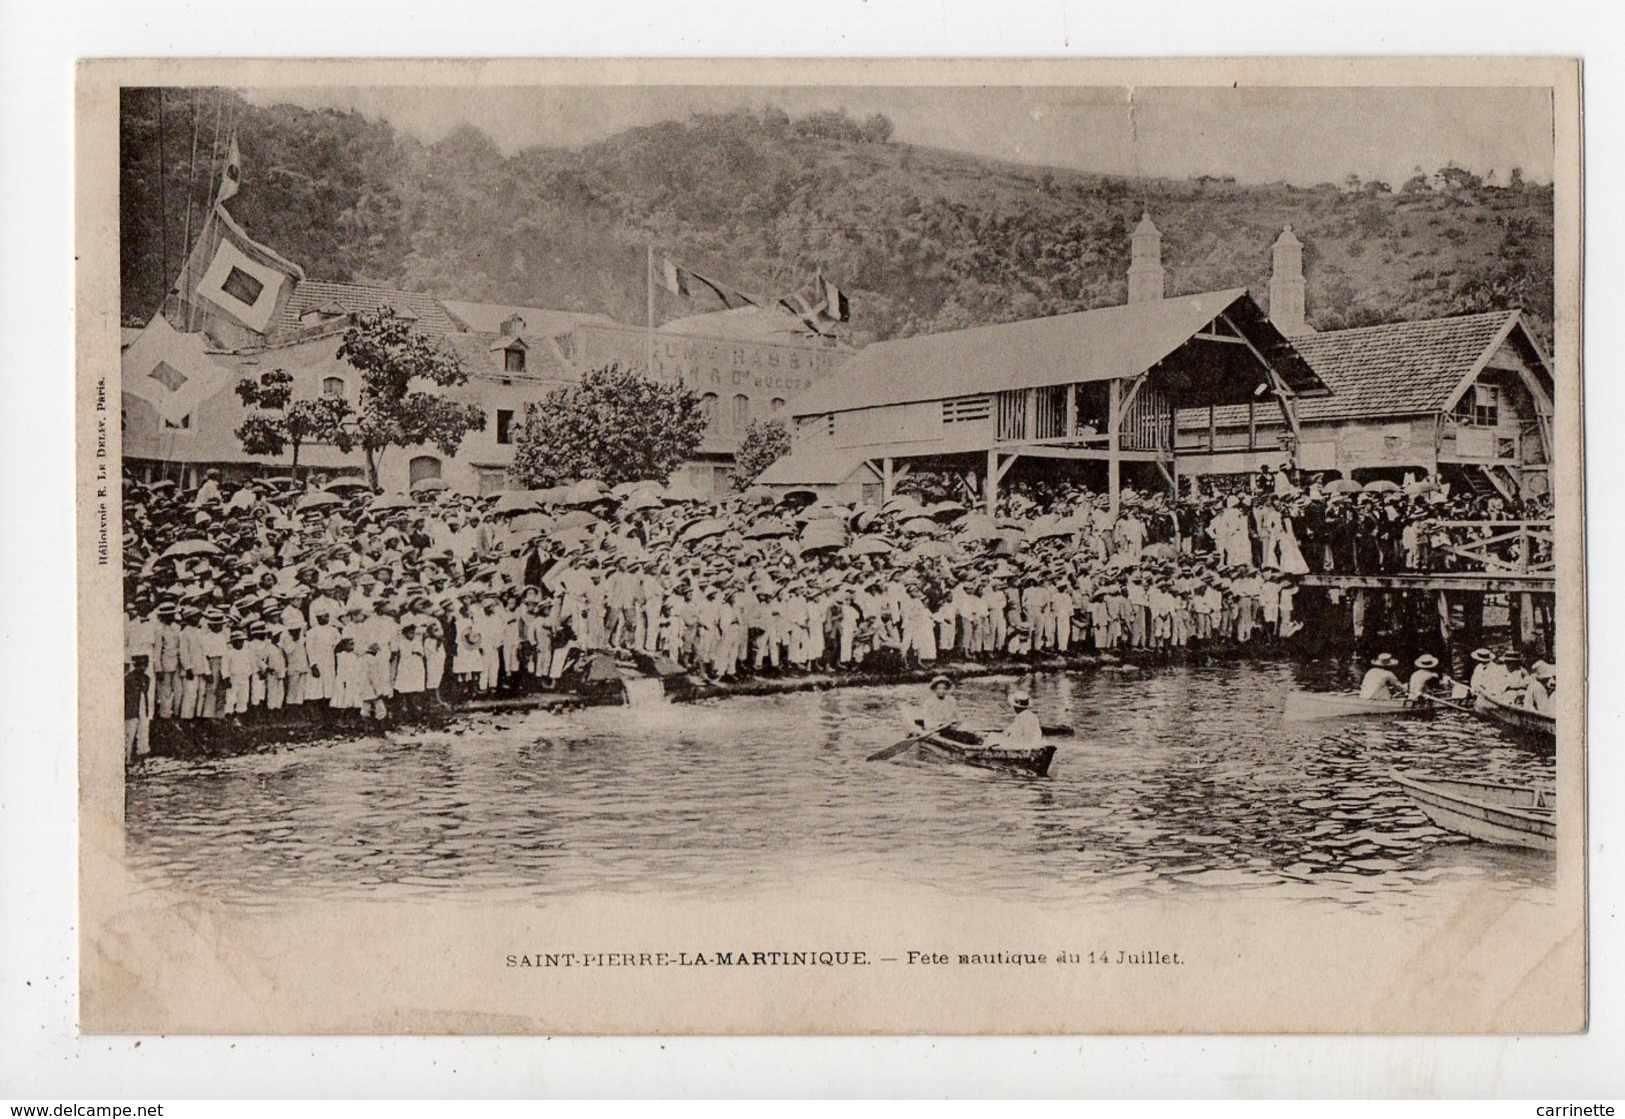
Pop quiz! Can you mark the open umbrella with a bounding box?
[741,485,776,504]
[924,500,967,519]
[1024,519,1074,544]
[1363,479,1402,493]
[1323,479,1361,495]
[778,486,821,506]
[743,518,795,539]
[160,538,222,559]
[368,492,417,513]
[678,517,731,544]
[846,535,894,557]
[295,491,345,513]
[620,490,664,513]
[610,480,652,498]
[906,539,960,561]
[549,526,594,551]
[900,517,942,536]
[324,478,371,493]
[561,479,613,506]
[508,511,553,533]
[800,521,848,551]
[662,479,709,504]
[410,477,450,495]
[1404,479,1440,497]
[489,492,542,516]
[553,509,602,531]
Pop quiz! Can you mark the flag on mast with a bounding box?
[659,256,758,310]
[218,134,242,204]
[166,203,305,338]
[818,274,851,323]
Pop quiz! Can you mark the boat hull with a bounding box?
[1391,770,1555,852]
[890,727,1060,777]
[1283,691,1430,722]
[1473,693,1557,744]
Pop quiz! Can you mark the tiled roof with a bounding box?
[442,331,570,381]
[791,289,1325,417]
[1178,309,1522,429]
[270,280,458,340]
[440,300,618,336]
[659,305,848,345]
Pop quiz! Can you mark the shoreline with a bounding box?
[137,641,1321,763]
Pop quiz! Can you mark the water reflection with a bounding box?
[126,659,1556,911]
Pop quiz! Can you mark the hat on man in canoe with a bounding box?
[1414,654,1440,669]
[1470,648,1495,663]
[1498,650,1524,664]
[1371,653,1400,668]
[1533,661,1557,681]
[929,674,954,693]
[1008,689,1032,710]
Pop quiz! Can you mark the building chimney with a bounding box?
[1269,226,1308,336]
[1127,211,1166,304]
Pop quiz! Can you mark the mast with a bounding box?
[646,242,656,376]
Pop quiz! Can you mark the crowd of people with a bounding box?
[118,462,1550,761]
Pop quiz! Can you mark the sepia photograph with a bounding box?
[73,58,1585,1037]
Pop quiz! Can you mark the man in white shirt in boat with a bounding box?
[1524,661,1556,713]
[1468,648,1499,696]
[1406,653,1458,701]
[911,674,961,732]
[1496,650,1530,703]
[988,690,1044,748]
[1359,653,1406,700]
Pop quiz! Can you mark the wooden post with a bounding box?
[882,456,894,500]
[1517,592,1538,648]
[986,448,999,515]
[1207,403,1216,452]
[1108,379,1122,517]
[1065,383,1078,437]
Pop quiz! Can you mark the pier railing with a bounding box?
[1423,519,1553,577]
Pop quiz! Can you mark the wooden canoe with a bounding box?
[888,726,1060,777]
[1283,691,1432,722]
[1473,692,1557,744]
[1391,770,1555,852]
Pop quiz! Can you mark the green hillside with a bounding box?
[120,90,1555,349]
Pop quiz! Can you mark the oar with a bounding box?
[867,722,957,763]
[1429,695,1477,716]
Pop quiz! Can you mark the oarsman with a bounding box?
[1467,648,1498,696]
[1497,650,1530,703]
[1524,661,1556,713]
[989,689,1043,747]
[1359,653,1406,700]
[1406,653,1456,701]
[913,674,961,731]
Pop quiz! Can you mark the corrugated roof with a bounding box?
[270,280,458,340]
[756,444,878,487]
[1178,309,1523,429]
[791,289,1313,417]
[440,300,618,336]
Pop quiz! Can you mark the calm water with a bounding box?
[125,660,1556,912]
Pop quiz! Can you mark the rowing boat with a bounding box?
[882,726,1061,777]
[1473,692,1557,745]
[1390,770,1555,852]
[1282,691,1432,722]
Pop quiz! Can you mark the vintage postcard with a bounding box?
[76,57,1585,1034]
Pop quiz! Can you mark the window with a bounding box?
[1454,383,1500,427]
[732,394,751,432]
[477,468,509,496]
[162,414,191,430]
[496,408,515,445]
[943,395,992,424]
[409,456,442,485]
[771,397,787,415]
[700,393,719,433]
[323,377,345,399]
[504,347,526,373]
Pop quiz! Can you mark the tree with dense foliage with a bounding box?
[731,419,793,490]
[335,308,486,490]
[121,95,1558,350]
[510,363,706,489]
[233,368,354,480]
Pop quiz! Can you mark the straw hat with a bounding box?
[1470,648,1495,663]
[1371,653,1399,668]
[1414,654,1439,669]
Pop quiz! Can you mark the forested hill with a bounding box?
[121,90,1556,348]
